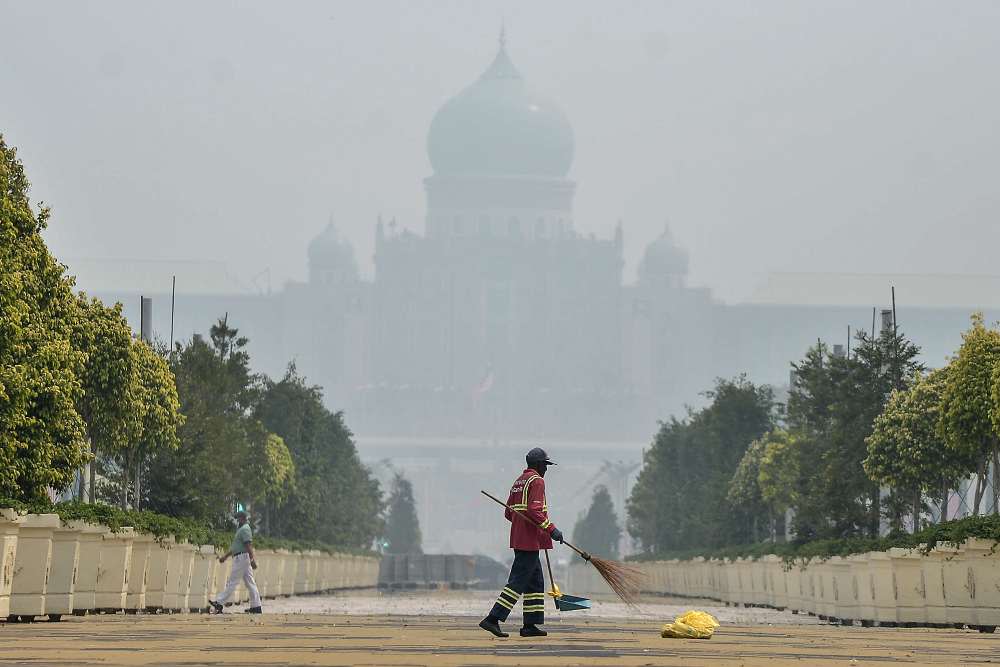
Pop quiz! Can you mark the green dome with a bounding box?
[427,43,574,178]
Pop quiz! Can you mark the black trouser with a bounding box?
[489,549,545,626]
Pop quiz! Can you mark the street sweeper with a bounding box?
[479,447,564,638]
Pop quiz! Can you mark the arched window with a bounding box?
[479,215,491,237]
[535,218,545,239]
[453,216,463,236]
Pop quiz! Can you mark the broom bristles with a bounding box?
[589,556,644,606]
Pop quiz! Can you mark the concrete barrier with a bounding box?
[8,513,60,620]
[0,509,22,619]
[46,520,85,618]
[126,533,154,612]
[144,537,173,612]
[95,528,135,612]
[72,523,108,615]
[188,545,217,612]
[889,547,927,626]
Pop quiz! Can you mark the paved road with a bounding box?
[1,599,999,666]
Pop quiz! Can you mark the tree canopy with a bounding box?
[572,485,622,559]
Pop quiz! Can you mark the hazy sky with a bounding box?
[3,0,998,302]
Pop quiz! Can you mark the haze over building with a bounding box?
[75,34,1000,557]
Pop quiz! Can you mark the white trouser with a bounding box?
[212,553,261,608]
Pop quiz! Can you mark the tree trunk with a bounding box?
[993,448,1000,515]
[940,483,948,523]
[134,456,142,511]
[974,456,987,516]
[121,452,130,510]
[912,490,921,533]
[871,485,881,538]
[88,456,96,504]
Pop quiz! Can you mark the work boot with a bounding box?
[479,617,509,638]
[244,606,262,614]
[209,600,223,614]
[520,624,547,637]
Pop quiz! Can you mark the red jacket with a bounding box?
[505,468,558,551]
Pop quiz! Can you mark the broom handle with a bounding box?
[480,490,592,561]
[544,548,555,587]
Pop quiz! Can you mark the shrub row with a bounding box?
[0,498,374,556]
[628,514,1000,563]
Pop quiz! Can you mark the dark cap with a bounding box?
[235,510,247,519]
[526,447,556,466]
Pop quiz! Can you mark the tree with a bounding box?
[727,439,769,542]
[68,295,143,502]
[144,319,260,522]
[757,429,802,534]
[255,364,383,548]
[126,340,183,509]
[383,473,422,554]
[572,485,622,559]
[0,134,88,501]
[866,367,975,530]
[241,424,295,513]
[786,328,922,539]
[940,314,1000,515]
[627,376,776,553]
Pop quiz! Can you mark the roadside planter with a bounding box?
[868,551,897,626]
[212,553,229,605]
[144,537,174,612]
[848,553,876,626]
[766,556,789,609]
[188,545,217,612]
[0,509,24,619]
[749,558,767,606]
[95,528,135,612]
[813,559,837,619]
[829,556,856,624]
[46,521,86,619]
[940,542,977,628]
[785,561,805,613]
[162,538,188,611]
[294,552,309,595]
[889,547,928,626]
[962,538,1000,630]
[174,541,197,612]
[126,533,155,612]
[921,546,949,627]
[8,513,60,620]
[72,523,109,615]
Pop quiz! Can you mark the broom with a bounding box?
[480,490,644,606]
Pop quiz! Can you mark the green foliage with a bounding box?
[255,365,383,550]
[627,513,1000,564]
[144,319,262,523]
[757,429,802,515]
[941,313,1000,515]
[572,485,622,559]
[383,473,422,554]
[69,295,143,460]
[866,366,975,529]
[627,376,776,553]
[786,329,922,540]
[0,134,88,501]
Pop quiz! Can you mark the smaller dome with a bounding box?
[638,225,689,285]
[308,222,358,284]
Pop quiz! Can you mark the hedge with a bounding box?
[0,499,375,556]
[627,514,1000,564]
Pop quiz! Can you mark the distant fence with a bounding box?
[378,553,507,590]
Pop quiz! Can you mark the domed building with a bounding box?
[637,225,690,289]
[423,36,577,242]
[308,221,359,286]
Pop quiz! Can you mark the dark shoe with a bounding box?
[209,600,224,614]
[479,617,509,638]
[244,606,262,614]
[520,624,547,637]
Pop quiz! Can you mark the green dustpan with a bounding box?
[554,593,592,612]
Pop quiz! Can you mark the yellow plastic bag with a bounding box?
[661,610,720,639]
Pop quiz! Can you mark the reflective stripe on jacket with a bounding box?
[505,468,557,550]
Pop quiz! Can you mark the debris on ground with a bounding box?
[661,610,721,639]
